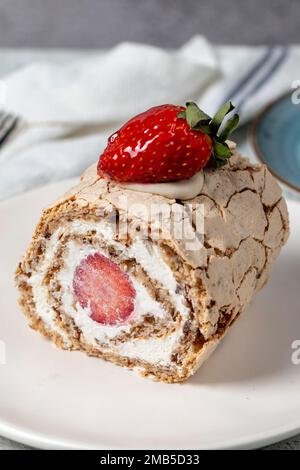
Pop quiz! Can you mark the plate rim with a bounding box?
[251,91,300,194]
[0,415,299,450]
[1,183,300,450]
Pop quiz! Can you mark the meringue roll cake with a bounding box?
[16,103,289,383]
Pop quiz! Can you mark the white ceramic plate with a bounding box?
[0,180,300,450]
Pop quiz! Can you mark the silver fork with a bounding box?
[0,111,19,147]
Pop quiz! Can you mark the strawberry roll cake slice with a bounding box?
[15,103,289,383]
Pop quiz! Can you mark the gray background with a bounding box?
[0,0,299,451]
[0,0,299,48]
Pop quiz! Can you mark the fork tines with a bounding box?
[0,112,18,147]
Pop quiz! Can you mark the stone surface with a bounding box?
[0,0,299,48]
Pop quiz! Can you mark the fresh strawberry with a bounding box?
[98,102,239,183]
[73,253,136,325]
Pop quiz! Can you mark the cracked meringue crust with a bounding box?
[15,144,289,383]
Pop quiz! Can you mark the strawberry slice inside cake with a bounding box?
[73,253,136,325]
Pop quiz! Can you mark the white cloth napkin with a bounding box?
[3,37,218,124]
[0,37,299,200]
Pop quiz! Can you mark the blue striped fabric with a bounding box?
[219,46,289,117]
[221,47,274,105]
[236,46,289,113]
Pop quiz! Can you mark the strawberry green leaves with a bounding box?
[177,101,239,168]
[185,102,211,128]
[212,141,232,168]
[218,113,239,142]
[210,102,235,134]
[178,103,211,132]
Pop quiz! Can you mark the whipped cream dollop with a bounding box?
[117,170,204,201]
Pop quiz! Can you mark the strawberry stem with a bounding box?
[178,101,239,167]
